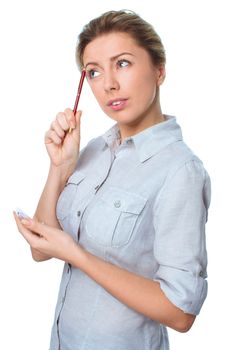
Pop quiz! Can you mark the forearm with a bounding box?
[34,164,70,227]
[32,164,71,261]
[73,249,196,332]
[17,215,195,330]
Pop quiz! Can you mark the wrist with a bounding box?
[69,243,88,269]
[48,163,75,189]
[49,163,75,184]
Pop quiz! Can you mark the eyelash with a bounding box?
[117,59,130,68]
[87,59,131,79]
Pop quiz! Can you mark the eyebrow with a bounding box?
[84,52,135,69]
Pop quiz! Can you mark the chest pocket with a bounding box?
[56,170,86,221]
[84,186,147,247]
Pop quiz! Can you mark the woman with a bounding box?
[14,10,211,350]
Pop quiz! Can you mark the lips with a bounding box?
[107,98,128,111]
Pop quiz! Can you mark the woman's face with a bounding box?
[83,32,165,132]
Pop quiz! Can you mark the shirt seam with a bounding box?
[152,156,202,215]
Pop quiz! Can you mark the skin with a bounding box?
[14,31,196,333]
[83,32,165,142]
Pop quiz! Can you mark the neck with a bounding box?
[118,102,164,143]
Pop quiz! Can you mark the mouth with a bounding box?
[107,98,128,111]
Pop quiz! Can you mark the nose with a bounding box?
[103,71,120,92]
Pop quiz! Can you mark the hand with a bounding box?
[13,212,83,264]
[45,108,82,170]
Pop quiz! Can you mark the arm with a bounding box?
[31,109,82,261]
[152,159,211,316]
[74,160,209,331]
[75,248,196,332]
[15,157,209,331]
[31,165,70,261]
[14,218,195,332]
[33,165,68,229]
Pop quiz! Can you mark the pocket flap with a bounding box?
[67,170,86,185]
[101,186,147,214]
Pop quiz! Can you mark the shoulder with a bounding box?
[155,138,211,200]
[166,148,210,188]
[158,137,208,181]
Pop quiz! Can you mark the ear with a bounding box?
[156,65,166,87]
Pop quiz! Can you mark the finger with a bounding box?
[13,211,24,232]
[75,110,82,129]
[51,120,65,139]
[71,110,82,137]
[13,210,29,231]
[64,108,76,130]
[13,212,41,246]
[20,217,52,239]
[56,112,70,131]
[45,130,63,145]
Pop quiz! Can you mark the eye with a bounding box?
[117,59,130,68]
[87,69,101,79]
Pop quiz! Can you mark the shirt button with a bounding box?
[77,210,81,217]
[114,200,121,208]
[199,271,203,277]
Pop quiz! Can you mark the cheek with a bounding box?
[88,82,104,103]
[134,77,157,105]
[126,69,157,95]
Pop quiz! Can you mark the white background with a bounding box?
[0,0,237,349]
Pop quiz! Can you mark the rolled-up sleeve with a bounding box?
[152,159,211,315]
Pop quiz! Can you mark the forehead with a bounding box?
[83,32,145,63]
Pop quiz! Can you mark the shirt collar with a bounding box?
[102,115,183,163]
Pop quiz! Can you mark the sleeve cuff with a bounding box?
[153,265,208,315]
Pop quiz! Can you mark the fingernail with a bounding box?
[21,219,31,226]
[70,121,76,129]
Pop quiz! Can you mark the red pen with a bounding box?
[69,69,86,133]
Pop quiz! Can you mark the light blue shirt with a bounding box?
[50,115,211,350]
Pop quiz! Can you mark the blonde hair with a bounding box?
[75,10,166,70]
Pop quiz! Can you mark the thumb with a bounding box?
[21,218,50,238]
[74,110,82,130]
[72,110,82,138]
